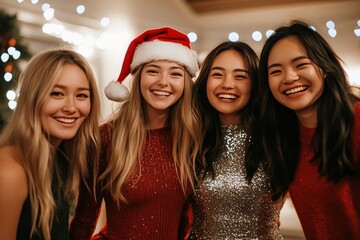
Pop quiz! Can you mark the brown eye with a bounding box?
[235,74,247,80]
[50,91,63,96]
[296,63,308,68]
[170,71,183,77]
[77,93,89,99]
[269,70,281,75]
[211,72,223,77]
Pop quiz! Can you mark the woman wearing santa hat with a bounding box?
[70,27,201,239]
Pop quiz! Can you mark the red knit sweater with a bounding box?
[70,125,191,240]
[289,102,360,240]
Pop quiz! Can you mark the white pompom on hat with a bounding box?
[104,26,199,102]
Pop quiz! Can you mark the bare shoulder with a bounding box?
[0,146,28,239]
[0,146,28,198]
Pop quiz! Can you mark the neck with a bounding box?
[219,114,240,126]
[145,109,170,129]
[295,108,317,128]
[50,137,63,148]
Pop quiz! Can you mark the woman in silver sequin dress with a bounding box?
[189,41,285,239]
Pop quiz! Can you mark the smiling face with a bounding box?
[206,49,251,125]
[140,60,185,120]
[267,36,324,123]
[40,63,91,145]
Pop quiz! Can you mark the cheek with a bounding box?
[39,103,51,131]
[314,77,325,98]
[39,113,46,129]
[80,100,91,116]
[243,86,252,101]
[139,77,145,91]
[312,67,325,86]
[40,100,57,116]
[206,78,215,97]
[239,83,252,106]
[139,82,146,99]
[268,78,279,95]
[239,80,252,93]
[140,76,152,95]
[173,78,185,94]
[139,74,146,86]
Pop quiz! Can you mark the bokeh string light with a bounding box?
[3,0,358,113]
[0,9,31,115]
[15,0,359,48]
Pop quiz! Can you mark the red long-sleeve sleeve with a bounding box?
[69,180,103,239]
[69,124,111,239]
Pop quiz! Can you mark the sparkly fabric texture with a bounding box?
[190,125,284,240]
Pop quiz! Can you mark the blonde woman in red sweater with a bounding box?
[70,27,200,239]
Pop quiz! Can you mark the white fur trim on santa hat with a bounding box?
[104,80,129,102]
[130,40,199,77]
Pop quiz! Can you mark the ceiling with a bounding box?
[1,0,359,56]
[184,0,344,13]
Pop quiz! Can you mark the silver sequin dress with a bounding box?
[190,125,284,240]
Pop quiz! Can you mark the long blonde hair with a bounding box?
[0,48,101,239]
[101,63,201,202]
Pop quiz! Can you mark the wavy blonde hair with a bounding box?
[0,48,101,239]
[101,63,201,202]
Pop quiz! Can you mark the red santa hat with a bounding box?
[104,27,199,102]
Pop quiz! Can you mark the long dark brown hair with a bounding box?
[254,20,359,200]
[193,41,259,178]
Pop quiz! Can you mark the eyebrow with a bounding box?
[211,66,249,73]
[53,84,90,91]
[144,64,184,71]
[268,56,309,70]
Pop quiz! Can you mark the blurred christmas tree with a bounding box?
[0,9,32,129]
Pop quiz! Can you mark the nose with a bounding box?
[222,75,234,89]
[62,96,77,113]
[283,68,299,83]
[157,73,169,86]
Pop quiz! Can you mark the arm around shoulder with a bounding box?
[0,147,28,240]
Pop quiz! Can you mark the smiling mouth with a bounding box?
[55,117,76,124]
[152,90,171,96]
[217,93,238,100]
[284,86,308,95]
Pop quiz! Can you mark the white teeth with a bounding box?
[218,94,237,99]
[285,86,307,95]
[56,118,75,123]
[152,90,170,96]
